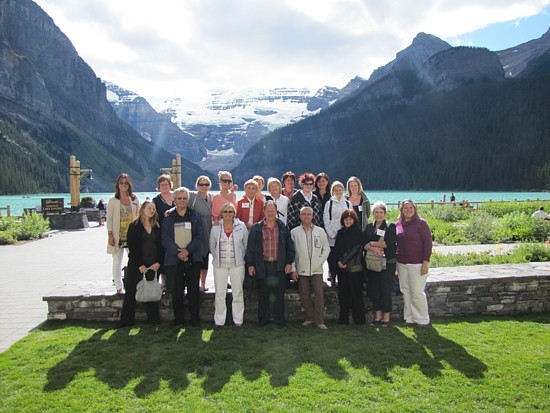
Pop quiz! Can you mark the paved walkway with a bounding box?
[0,225,541,353]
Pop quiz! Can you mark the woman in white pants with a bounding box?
[395,200,432,326]
[106,173,140,295]
[209,203,248,327]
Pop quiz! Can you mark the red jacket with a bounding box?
[236,196,264,227]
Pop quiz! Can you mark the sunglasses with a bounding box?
[198,183,210,187]
[221,179,233,183]
[222,210,234,214]
[175,197,188,200]
[302,182,314,185]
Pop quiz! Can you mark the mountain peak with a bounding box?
[367,33,451,85]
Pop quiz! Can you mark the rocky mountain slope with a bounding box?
[0,0,208,193]
[232,30,550,190]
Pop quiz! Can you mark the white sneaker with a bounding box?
[317,324,328,330]
[302,321,313,326]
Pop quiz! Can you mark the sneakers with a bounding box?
[317,324,328,330]
[302,321,313,326]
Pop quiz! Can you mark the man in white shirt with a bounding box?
[531,206,550,220]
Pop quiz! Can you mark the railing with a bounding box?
[387,199,550,210]
[0,205,10,217]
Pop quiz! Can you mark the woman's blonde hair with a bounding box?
[220,202,237,215]
[136,199,159,227]
[267,177,282,193]
[346,176,364,196]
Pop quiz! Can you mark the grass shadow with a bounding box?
[41,316,495,397]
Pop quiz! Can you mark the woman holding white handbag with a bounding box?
[117,200,162,328]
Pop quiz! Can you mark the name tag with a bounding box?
[185,222,192,229]
[242,202,250,208]
[376,229,386,237]
[314,236,322,248]
[358,206,363,212]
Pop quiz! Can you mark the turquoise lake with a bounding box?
[1,190,548,216]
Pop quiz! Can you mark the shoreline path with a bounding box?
[0,223,524,352]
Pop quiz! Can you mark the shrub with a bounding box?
[464,211,501,244]
[419,205,472,222]
[514,243,550,262]
[430,220,468,245]
[3,212,51,242]
[431,243,549,268]
[478,201,550,218]
[79,196,96,209]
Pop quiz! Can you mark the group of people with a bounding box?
[106,170,433,329]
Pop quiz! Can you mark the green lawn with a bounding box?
[1,315,548,412]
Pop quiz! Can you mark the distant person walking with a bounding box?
[97,199,106,226]
[396,200,432,326]
[107,173,140,295]
[450,193,456,203]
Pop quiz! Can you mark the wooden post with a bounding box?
[161,155,182,189]
[70,155,80,211]
[173,154,182,188]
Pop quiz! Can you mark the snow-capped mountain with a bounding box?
[147,87,336,172]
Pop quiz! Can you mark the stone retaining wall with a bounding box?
[44,264,550,323]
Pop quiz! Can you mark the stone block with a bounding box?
[48,313,67,320]
[487,304,504,311]
[505,283,526,292]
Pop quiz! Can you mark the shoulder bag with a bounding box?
[365,224,386,272]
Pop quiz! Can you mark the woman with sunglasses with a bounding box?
[107,174,140,295]
[209,203,248,327]
[396,200,432,326]
[212,171,237,225]
[189,175,214,292]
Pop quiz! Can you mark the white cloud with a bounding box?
[34,0,550,100]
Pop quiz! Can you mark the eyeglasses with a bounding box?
[175,197,188,200]
[221,179,233,183]
[222,210,234,214]
[118,181,129,185]
[302,182,314,186]
[198,183,210,187]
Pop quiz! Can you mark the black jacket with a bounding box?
[334,224,364,273]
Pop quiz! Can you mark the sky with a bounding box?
[34,0,550,103]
